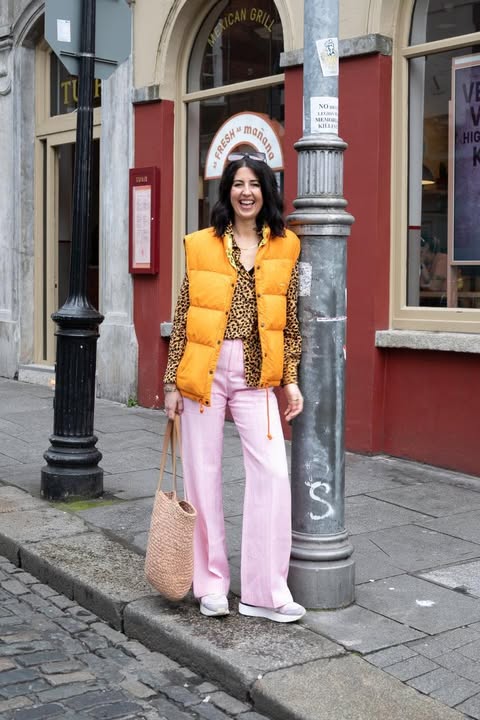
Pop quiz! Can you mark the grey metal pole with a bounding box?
[287,0,355,608]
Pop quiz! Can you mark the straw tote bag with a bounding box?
[145,416,197,601]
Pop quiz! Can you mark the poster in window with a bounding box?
[451,56,480,263]
[129,167,159,274]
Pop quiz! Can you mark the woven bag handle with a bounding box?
[157,417,182,494]
[169,416,182,494]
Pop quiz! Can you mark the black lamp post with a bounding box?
[41,0,104,500]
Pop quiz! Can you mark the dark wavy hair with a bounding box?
[210,157,285,238]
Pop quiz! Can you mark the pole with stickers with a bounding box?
[288,0,355,608]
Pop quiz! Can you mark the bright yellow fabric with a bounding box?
[176,226,300,406]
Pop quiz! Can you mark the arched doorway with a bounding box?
[184,1,285,235]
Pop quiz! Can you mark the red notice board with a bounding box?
[129,167,160,274]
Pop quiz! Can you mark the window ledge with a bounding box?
[375,330,480,354]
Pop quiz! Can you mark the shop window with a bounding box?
[185,0,284,233]
[407,0,480,311]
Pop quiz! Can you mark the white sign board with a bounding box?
[204,112,284,179]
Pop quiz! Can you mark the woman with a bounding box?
[163,151,305,622]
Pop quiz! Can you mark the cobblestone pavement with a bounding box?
[0,556,271,720]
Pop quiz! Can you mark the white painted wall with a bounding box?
[96,57,138,404]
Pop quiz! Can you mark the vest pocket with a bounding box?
[176,341,213,399]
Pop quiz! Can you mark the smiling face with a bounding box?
[229,166,263,225]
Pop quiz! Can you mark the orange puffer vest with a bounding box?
[176,225,300,407]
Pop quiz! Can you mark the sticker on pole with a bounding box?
[57,19,71,43]
[311,97,338,134]
[298,262,312,297]
[316,37,339,77]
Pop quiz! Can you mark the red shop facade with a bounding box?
[130,0,480,478]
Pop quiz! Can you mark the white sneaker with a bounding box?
[200,594,229,617]
[238,601,306,623]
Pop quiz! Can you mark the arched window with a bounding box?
[185,0,284,233]
[405,0,480,314]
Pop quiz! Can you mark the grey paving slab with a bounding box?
[406,667,462,694]
[365,644,418,668]
[0,409,54,431]
[356,575,480,634]
[435,650,480,683]
[420,560,480,597]
[416,510,480,545]
[221,459,246,483]
[103,468,159,499]
[0,435,47,464]
[0,502,89,563]
[0,486,39,510]
[222,480,245,517]
[76,497,153,547]
[357,524,480,572]
[128,406,164,419]
[225,518,242,557]
[95,429,163,453]
[229,564,241,597]
[345,496,431,535]
[351,535,404,584]
[301,603,424,654]
[131,530,148,554]
[100,446,161,475]
[0,395,53,415]
[345,453,437,485]
[19,532,155,629]
[344,469,394,497]
[0,465,46,496]
[250,655,464,720]
[0,454,23,469]
[368,483,480,517]
[457,693,480,719]
[123,595,344,699]
[408,627,480,658]
[383,654,439,681]
[0,417,26,434]
[430,678,480,708]
[456,638,480,661]
[93,413,162,434]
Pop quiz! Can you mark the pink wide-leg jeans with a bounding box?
[180,339,293,608]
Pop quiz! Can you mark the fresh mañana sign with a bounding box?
[204,112,284,180]
[207,7,275,47]
[452,55,480,263]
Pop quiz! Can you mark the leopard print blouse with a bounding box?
[164,237,301,388]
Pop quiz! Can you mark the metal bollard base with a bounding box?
[41,466,103,502]
[288,556,355,610]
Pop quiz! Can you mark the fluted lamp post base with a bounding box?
[288,530,355,609]
[42,436,103,501]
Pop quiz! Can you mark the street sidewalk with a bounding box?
[2,378,480,719]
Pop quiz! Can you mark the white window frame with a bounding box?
[391,1,480,334]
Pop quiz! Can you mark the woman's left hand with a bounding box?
[283,383,304,422]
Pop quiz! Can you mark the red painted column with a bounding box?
[284,55,392,455]
[133,100,174,408]
[341,54,392,453]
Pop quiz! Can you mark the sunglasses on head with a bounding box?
[227,151,267,163]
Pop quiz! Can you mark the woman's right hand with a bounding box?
[164,389,184,420]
